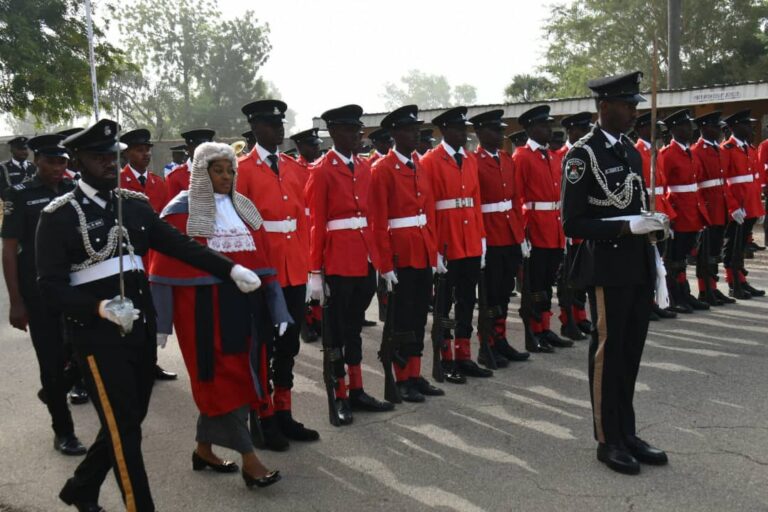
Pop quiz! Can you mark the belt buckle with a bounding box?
[353,217,363,230]
[454,198,462,208]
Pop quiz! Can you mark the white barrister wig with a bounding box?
[187,142,263,237]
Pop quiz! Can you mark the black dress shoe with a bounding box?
[560,324,587,341]
[361,319,377,327]
[336,398,354,425]
[653,304,677,318]
[525,334,555,354]
[648,310,660,321]
[68,384,89,405]
[396,381,425,403]
[349,389,395,412]
[252,415,289,452]
[540,330,574,348]
[687,294,710,310]
[478,347,508,369]
[713,288,736,304]
[440,361,466,384]
[60,480,105,512]
[729,287,752,300]
[625,436,668,465]
[192,450,239,473]
[743,283,766,297]
[596,443,640,475]
[494,339,530,361]
[54,434,87,456]
[698,291,723,306]
[668,303,693,314]
[242,469,281,489]
[456,359,493,378]
[154,364,177,381]
[275,411,320,441]
[577,320,593,334]
[413,377,445,396]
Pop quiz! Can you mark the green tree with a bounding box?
[504,74,557,102]
[0,0,127,125]
[382,70,478,110]
[537,0,768,97]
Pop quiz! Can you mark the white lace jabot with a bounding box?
[208,193,256,253]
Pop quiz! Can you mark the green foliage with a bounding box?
[382,70,478,110]
[0,0,128,125]
[504,74,557,102]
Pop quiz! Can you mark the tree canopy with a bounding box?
[382,70,478,111]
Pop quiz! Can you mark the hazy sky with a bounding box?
[217,0,560,131]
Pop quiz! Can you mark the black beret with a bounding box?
[587,71,645,104]
[381,105,424,130]
[321,104,364,127]
[518,105,554,128]
[180,129,215,145]
[242,99,287,123]
[469,109,507,128]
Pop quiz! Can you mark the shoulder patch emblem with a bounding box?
[565,158,586,184]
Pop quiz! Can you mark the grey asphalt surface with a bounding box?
[0,235,766,512]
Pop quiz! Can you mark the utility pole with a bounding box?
[667,0,682,88]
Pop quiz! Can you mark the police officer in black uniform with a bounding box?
[1,134,86,456]
[36,119,264,512]
[561,71,669,475]
[1,136,36,199]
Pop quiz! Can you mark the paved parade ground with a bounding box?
[0,238,766,512]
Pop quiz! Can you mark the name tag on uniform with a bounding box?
[26,198,50,206]
[604,165,624,175]
[78,219,105,232]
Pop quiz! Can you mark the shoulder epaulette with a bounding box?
[117,189,149,201]
[43,191,76,213]
[573,130,594,149]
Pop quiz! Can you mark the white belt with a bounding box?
[646,186,665,195]
[523,201,560,211]
[481,200,513,213]
[305,208,310,217]
[435,197,474,210]
[69,255,144,286]
[668,183,698,193]
[262,219,297,233]
[388,214,427,229]
[726,174,754,185]
[327,216,368,231]
[698,178,724,189]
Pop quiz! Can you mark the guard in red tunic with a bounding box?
[513,105,572,353]
[306,104,393,420]
[420,106,492,382]
[369,105,444,402]
[508,130,528,151]
[236,100,319,449]
[291,128,324,343]
[658,109,711,313]
[470,109,530,366]
[721,110,766,298]
[758,129,768,247]
[633,113,679,320]
[691,111,735,306]
[414,129,436,164]
[166,129,215,199]
[367,128,393,164]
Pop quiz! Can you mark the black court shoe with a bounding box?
[242,469,281,489]
[192,451,239,473]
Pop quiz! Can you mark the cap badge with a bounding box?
[104,126,112,136]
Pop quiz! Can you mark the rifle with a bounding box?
[378,257,411,404]
[517,243,539,350]
[376,274,388,322]
[431,245,455,382]
[320,270,343,427]
[477,268,499,369]
[558,240,583,340]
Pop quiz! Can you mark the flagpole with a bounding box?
[84,0,100,121]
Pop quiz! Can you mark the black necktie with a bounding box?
[406,160,415,170]
[267,154,279,175]
[538,148,549,161]
[347,161,354,173]
[96,191,112,211]
[493,154,500,164]
[742,144,749,155]
[138,174,146,187]
[454,153,463,168]
[685,148,692,158]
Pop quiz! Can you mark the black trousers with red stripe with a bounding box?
[587,283,653,446]
[62,340,156,512]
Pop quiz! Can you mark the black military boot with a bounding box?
[349,389,395,412]
[698,290,722,307]
[275,410,320,441]
[478,345,509,369]
[396,380,425,403]
[683,281,709,310]
[743,282,766,297]
[412,376,444,396]
[729,286,752,300]
[540,329,574,348]
[713,288,736,304]
[494,338,530,361]
[250,413,289,452]
[525,333,555,353]
[653,303,677,318]
[440,360,466,384]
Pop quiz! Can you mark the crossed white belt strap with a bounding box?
[262,219,298,233]
[435,197,474,210]
[388,214,427,229]
[698,178,724,189]
[70,255,144,286]
[481,199,513,213]
[523,201,560,211]
[668,183,698,193]
[646,186,665,195]
[327,216,368,230]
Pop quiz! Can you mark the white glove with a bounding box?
[157,333,169,349]
[653,246,670,309]
[276,322,288,336]
[382,270,398,291]
[731,208,746,225]
[628,214,667,235]
[230,264,261,293]
[98,296,140,334]
[669,229,675,240]
[758,215,765,225]
[436,253,448,274]
[480,238,487,269]
[309,273,324,301]
[521,239,532,259]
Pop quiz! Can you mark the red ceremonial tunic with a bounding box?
[691,138,730,226]
[512,143,565,249]
[369,150,437,273]
[419,143,485,260]
[634,139,676,221]
[305,149,379,276]
[166,162,190,200]
[658,141,709,232]
[120,166,168,214]
[758,139,768,183]
[474,147,524,246]
[236,149,309,287]
[150,212,278,416]
[720,136,765,219]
